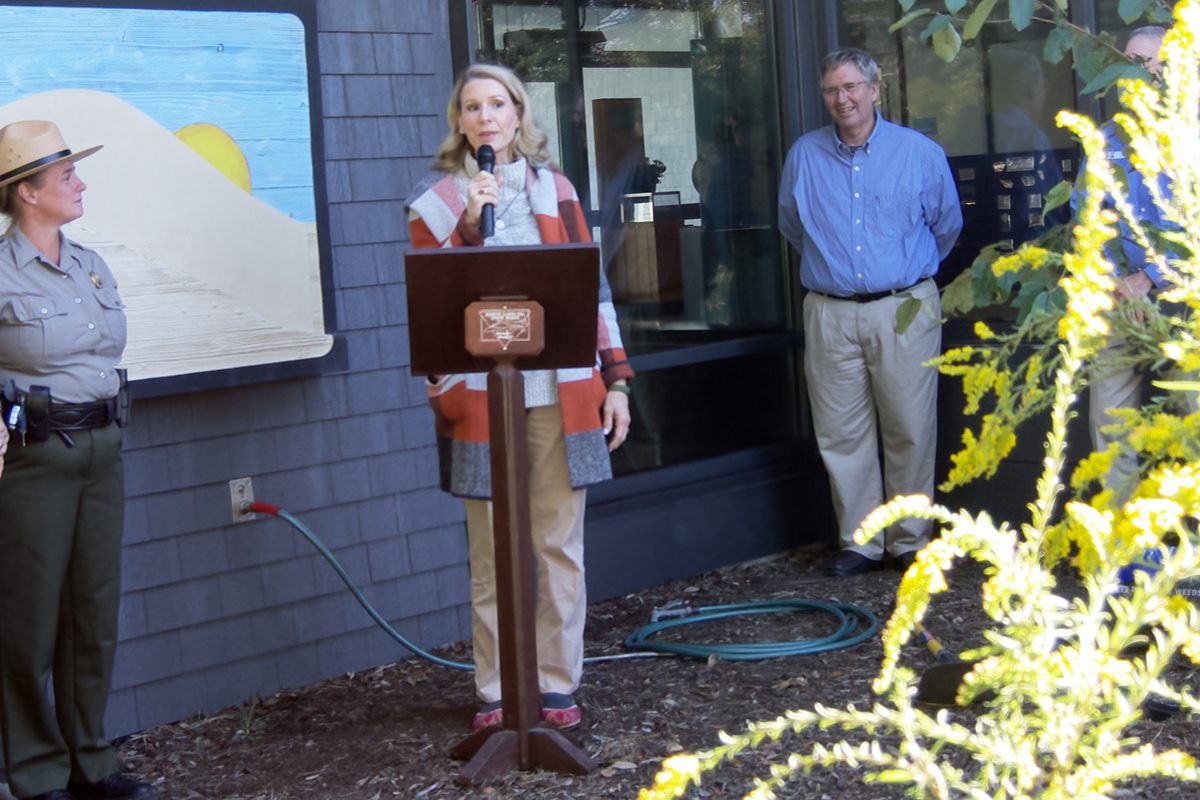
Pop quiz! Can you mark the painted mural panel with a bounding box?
[0,3,331,381]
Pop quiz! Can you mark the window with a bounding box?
[468,1,801,474]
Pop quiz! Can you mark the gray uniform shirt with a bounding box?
[0,227,127,403]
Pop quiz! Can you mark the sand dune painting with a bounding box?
[0,4,332,382]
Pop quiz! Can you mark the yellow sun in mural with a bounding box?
[175,123,252,193]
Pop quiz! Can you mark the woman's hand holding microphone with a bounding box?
[465,169,501,229]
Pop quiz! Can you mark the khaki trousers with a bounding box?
[1089,344,1145,502]
[803,279,941,559]
[463,404,587,703]
[1090,339,1198,502]
[0,424,123,799]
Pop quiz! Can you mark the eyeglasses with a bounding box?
[821,81,869,99]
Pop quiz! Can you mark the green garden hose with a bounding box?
[624,599,878,659]
[250,502,879,670]
[251,502,473,671]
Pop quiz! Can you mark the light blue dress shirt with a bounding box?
[1074,121,1175,287]
[777,112,962,297]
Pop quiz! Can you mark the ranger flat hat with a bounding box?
[0,120,102,188]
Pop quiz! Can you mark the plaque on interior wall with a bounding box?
[1061,158,1074,172]
[1028,213,1044,227]
[1028,193,1043,209]
[958,167,976,181]
[1021,175,1037,188]
[999,238,1015,251]
[1006,156,1036,172]
[997,195,1012,210]
[993,160,1007,173]
[1000,178,1015,189]
[1000,213,1012,232]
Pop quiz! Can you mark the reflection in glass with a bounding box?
[477,0,787,346]
[472,0,797,476]
[609,348,800,474]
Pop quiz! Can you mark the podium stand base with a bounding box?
[450,725,598,785]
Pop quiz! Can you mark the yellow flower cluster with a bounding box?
[942,414,1018,489]
[1070,446,1117,492]
[639,755,701,800]
[1128,411,1200,461]
[853,494,932,545]
[992,245,1056,277]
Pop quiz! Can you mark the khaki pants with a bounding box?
[1089,344,1145,502]
[1090,339,1199,503]
[463,404,587,703]
[803,280,941,559]
[0,424,123,798]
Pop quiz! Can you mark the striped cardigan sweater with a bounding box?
[407,163,634,499]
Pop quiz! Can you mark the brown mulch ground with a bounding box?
[102,547,1199,799]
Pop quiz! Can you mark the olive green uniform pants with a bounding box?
[0,424,123,798]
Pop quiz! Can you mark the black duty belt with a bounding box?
[809,280,925,304]
[2,394,118,432]
[49,398,118,430]
[4,377,126,447]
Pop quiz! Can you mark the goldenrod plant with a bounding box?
[637,3,1200,798]
[936,8,1199,493]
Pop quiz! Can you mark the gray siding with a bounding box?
[106,0,463,736]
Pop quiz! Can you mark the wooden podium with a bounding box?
[405,243,602,785]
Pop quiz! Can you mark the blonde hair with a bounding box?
[434,63,556,172]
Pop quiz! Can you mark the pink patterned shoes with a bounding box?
[469,694,582,731]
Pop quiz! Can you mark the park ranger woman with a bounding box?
[0,120,154,800]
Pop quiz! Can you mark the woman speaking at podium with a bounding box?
[406,63,633,732]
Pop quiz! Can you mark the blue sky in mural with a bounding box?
[0,5,315,222]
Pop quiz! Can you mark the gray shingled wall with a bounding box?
[105,0,468,737]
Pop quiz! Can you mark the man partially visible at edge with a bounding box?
[1080,25,1194,501]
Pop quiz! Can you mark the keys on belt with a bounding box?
[4,393,27,446]
[2,379,118,447]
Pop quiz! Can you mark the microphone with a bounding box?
[476,144,495,238]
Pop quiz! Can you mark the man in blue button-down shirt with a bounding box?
[1080,26,1194,500]
[778,48,962,577]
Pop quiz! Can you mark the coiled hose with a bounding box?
[625,599,878,659]
[249,502,879,669]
